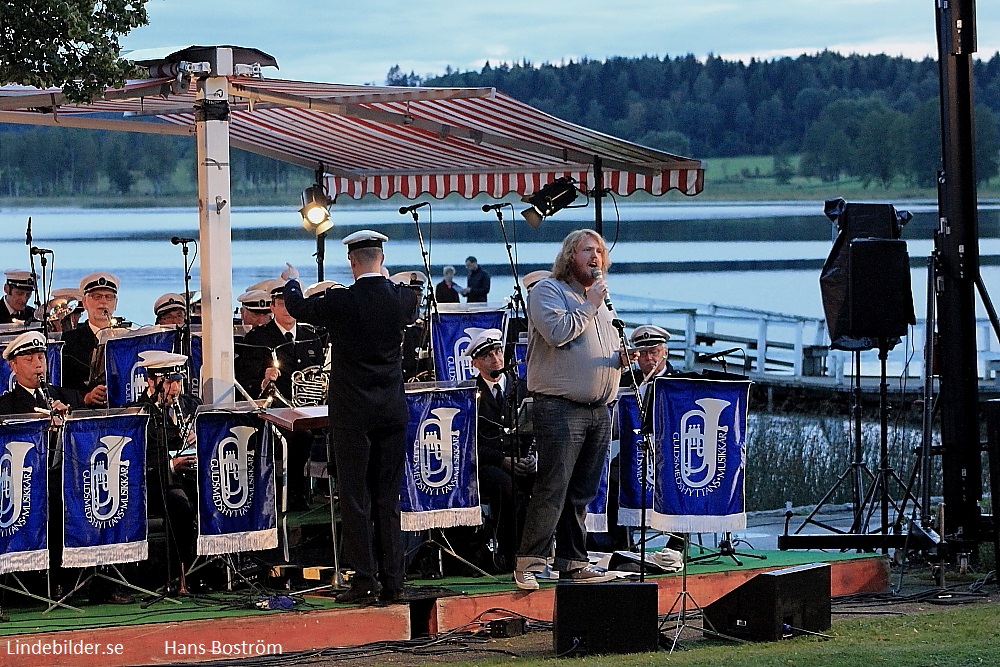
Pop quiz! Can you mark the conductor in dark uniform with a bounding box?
[235,278,327,509]
[60,272,119,407]
[281,230,419,604]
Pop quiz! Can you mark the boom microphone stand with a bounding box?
[399,204,438,380]
[172,237,196,383]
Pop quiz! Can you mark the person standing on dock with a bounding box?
[513,229,625,590]
[461,256,490,302]
[280,230,419,605]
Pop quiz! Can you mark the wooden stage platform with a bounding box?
[0,549,889,667]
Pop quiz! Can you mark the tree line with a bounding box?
[3,50,1000,199]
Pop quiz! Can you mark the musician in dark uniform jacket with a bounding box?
[129,350,201,588]
[0,269,37,324]
[0,331,88,601]
[464,329,535,571]
[235,278,327,509]
[59,272,119,407]
[281,229,419,605]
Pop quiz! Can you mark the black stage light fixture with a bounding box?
[520,176,579,227]
[299,182,333,236]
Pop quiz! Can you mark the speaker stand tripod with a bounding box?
[659,534,741,652]
[686,531,767,567]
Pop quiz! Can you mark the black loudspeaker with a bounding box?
[703,563,831,641]
[847,239,916,340]
[553,582,659,655]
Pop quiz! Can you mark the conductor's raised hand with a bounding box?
[281,263,300,281]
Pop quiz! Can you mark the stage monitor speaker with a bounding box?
[703,563,831,641]
[553,582,659,655]
[847,239,916,340]
[840,203,900,240]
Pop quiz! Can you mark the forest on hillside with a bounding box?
[2,51,999,199]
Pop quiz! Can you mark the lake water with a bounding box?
[2,201,999,332]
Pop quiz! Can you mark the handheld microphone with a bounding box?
[590,268,615,312]
[398,202,429,215]
[481,203,505,212]
[30,247,53,255]
[489,362,519,379]
[171,236,195,245]
[696,347,742,363]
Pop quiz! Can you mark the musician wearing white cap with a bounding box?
[235,277,326,510]
[281,229,419,605]
[154,292,187,326]
[464,328,535,570]
[59,271,120,405]
[625,324,675,395]
[236,289,273,327]
[0,269,36,324]
[130,350,202,589]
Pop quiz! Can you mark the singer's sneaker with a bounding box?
[559,565,615,583]
[513,569,540,591]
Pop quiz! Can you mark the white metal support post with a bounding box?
[195,48,236,404]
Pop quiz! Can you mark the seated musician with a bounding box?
[236,288,273,328]
[0,331,89,601]
[465,328,535,571]
[0,269,37,324]
[129,350,204,591]
[60,272,121,407]
[153,292,188,326]
[234,278,326,510]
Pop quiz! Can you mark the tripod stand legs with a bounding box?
[686,532,767,566]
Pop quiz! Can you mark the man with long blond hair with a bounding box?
[513,229,626,589]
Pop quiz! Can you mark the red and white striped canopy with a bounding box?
[0,74,704,201]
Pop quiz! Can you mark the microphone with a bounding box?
[171,236,195,245]
[590,268,615,312]
[398,202,429,215]
[696,347,742,363]
[489,362,519,379]
[25,216,32,247]
[481,203,505,212]
[30,247,53,255]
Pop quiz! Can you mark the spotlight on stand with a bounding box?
[519,176,578,228]
[298,171,334,280]
[299,183,333,236]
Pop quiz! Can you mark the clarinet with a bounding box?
[173,396,194,451]
[36,374,56,412]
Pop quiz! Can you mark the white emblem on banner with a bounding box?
[128,360,147,403]
[0,441,34,536]
[83,436,131,527]
[673,398,730,496]
[211,425,257,517]
[452,327,487,381]
[413,407,461,495]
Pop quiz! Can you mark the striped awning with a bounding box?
[0,75,705,200]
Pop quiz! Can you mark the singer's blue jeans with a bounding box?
[516,394,611,573]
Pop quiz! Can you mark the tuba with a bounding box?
[678,398,730,489]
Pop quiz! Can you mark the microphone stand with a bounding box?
[176,238,195,382]
[486,203,528,559]
[610,313,656,582]
[402,207,439,380]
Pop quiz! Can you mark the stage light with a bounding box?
[519,177,579,228]
[299,183,333,236]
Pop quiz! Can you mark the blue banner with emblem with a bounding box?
[0,419,50,574]
[513,341,527,380]
[584,436,612,533]
[651,377,750,533]
[104,329,203,408]
[0,341,62,394]
[617,393,655,526]
[195,410,277,555]
[400,385,481,530]
[430,305,507,383]
[62,413,148,567]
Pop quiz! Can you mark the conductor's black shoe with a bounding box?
[335,586,377,605]
[379,587,405,604]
